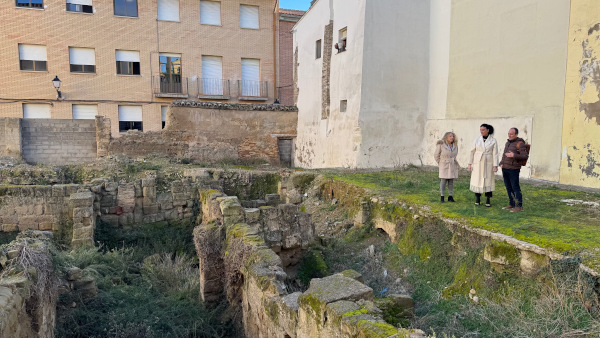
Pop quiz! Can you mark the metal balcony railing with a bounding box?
[237,80,269,100]
[198,78,230,98]
[153,75,189,97]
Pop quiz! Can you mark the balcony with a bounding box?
[198,78,231,100]
[237,80,269,101]
[153,75,189,98]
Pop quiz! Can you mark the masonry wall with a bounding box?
[20,119,97,165]
[278,11,303,105]
[559,0,600,188]
[0,0,277,135]
[0,118,22,158]
[107,102,298,164]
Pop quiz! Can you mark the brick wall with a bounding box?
[21,119,97,165]
[108,102,298,164]
[278,11,303,105]
[0,0,277,134]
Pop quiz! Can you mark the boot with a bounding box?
[441,196,445,203]
[448,196,455,202]
[475,193,481,206]
[485,197,491,207]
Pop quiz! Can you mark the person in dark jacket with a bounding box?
[499,128,529,212]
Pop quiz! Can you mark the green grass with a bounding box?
[329,168,600,270]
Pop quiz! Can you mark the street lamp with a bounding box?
[52,76,62,100]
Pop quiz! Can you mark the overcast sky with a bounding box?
[279,0,311,11]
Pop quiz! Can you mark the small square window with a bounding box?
[340,100,347,112]
[114,0,137,17]
[316,40,322,59]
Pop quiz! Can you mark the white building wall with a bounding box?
[294,0,366,168]
[357,0,431,167]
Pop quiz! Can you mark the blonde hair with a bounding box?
[442,132,457,145]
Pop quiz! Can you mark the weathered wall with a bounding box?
[20,119,97,165]
[0,185,79,232]
[559,0,600,188]
[439,0,571,181]
[294,0,366,168]
[108,102,298,165]
[279,10,304,106]
[0,118,22,158]
[0,231,57,338]
[194,190,423,337]
[358,0,430,168]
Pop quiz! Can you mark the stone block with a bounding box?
[2,224,18,232]
[301,274,374,305]
[286,189,303,204]
[143,215,157,223]
[117,185,136,213]
[282,234,301,250]
[265,194,281,206]
[134,180,143,197]
[520,250,550,276]
[103,182,118,192]
[38,222,53,231]
[338,270,364,283]
[141,178,155,187]
[73,207,93,219]
[73,226,94,239]
[165,209,179,221]
[70,191,94,208]
[119,213,134,226]
[244,208,260,224]
[143,204,159,215]
[143,186,157,201]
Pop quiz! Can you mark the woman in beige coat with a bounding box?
[434,132,459,203]
[468,124,499,207]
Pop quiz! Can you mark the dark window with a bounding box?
[316,40,322,59]
[162,121,166,129]
[66,3,93,13]
[114,0,137,17]
[70,64,95,73]
[16,0,43,8]
[20,60,47,71]
[116,61,140,75]
[119,121,143,132]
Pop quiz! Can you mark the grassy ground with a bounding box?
[329,167,600,270]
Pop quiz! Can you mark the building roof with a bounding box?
[279,8,305,16]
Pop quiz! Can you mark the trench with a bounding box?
[0,165,599,337]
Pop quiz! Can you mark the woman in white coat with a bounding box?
[434,132,459,203]
[468,124,499,207]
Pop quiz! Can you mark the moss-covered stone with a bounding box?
[484,240,521,266]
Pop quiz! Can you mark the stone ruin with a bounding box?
[194,190,425,338]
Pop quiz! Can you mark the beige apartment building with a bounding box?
[0,0,278,135]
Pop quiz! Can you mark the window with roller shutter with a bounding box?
[66,0,93,13]
[19,44,47,72]
[116,50,140,75]
[118,105,143,132]
[241,58,260,96]
[69,47,96,73]
[202,56,223,95]
[72,104,98,120]
[23,104,50,119]
[157,0,179,21]
[240,5,259,29]
[200,1,221,25]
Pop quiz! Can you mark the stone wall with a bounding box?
[0,231,58,338]
[0,118,22,158]
[107,102,298,165]
[0,184,80,232]
[21,119,97,165]
[194,191,425,337]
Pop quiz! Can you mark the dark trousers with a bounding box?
[502,168,522,207]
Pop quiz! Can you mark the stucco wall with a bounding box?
[559,0,600,188]
[294,0,366,168]
[358,0,430,168]
[442,0,571,181]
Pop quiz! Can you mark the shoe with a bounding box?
[475,194,481,206]
[448,196,455,202]
[441,196,445,203]
[502,206,514,210]
[485,197,491,207]
[510,207,523,212]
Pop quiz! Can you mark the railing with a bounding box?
[198,78,230,97]
[237,80,268,99]
[152,75,188,97]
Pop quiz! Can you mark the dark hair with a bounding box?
[480,124,494,135]
[511,127,519,135]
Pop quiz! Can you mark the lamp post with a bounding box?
[52,76,62,100]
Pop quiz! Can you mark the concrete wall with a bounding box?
[294,0,367,168]
[358,0,430,167]
[433,0,571,181]
[21,119,97,165]
[0,0,277,134]
[559,0,600,188]
[108,102,298,164]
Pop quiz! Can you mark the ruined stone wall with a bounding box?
[0,231,58,338]
[0,185,80,232]
[0,118,22,158]
[194,190,424,337]
[21,119,97,165]
[106,102,298,165]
